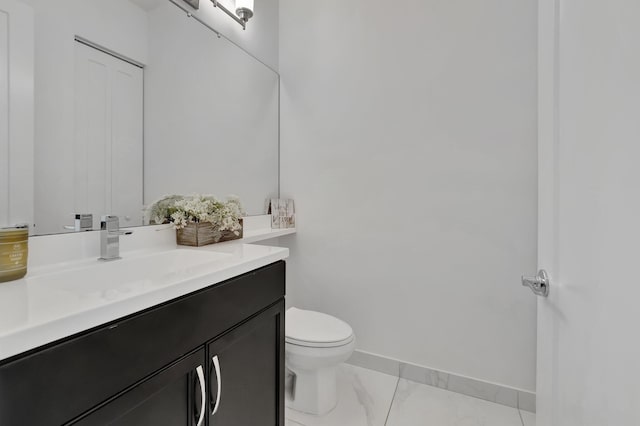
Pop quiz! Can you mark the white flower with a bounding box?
[146,194,244,232]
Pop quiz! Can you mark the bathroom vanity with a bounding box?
[0,231,289,426]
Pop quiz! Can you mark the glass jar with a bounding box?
[0,226,29,283]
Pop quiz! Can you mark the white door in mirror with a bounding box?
[74,41,143,232]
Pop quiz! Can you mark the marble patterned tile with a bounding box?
[518,390,536,413]
[399,362,450,389]
[350,350,531,411]
[285,364,399,426]
[400,363,518,408]
[285,419,305,426]
[446,374,519,408]
[520,410,536,426]
[347,350,400,377]
[386,379,523,426]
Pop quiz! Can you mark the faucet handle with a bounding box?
[64,214,94,232]
[100,215,133,235]
[101,215,119,231]
[98,215,133,262]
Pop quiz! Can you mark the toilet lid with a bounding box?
[286,307,354,348]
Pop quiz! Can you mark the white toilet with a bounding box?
[285,307,356,415]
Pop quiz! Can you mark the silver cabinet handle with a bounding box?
[195,365,206,426]
[211,355,222,416]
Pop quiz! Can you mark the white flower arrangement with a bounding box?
[145,194,244,235]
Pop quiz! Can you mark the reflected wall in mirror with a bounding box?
[0,0,34,231]
[144,2,279,217]
[0,0,279,236]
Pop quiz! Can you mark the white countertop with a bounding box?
[240,226,296,243]
[0,223,292,361]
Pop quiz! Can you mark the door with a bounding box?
[74,41,143,230]
[0,0,33,229]
[208,301,285,426]
[72,349,207,426]
[536,1,640,425]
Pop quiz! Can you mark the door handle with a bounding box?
[211,355,222,416]
[522,269,550,297]
[195,365,206,426]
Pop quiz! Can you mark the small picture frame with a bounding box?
[267,199,295,229]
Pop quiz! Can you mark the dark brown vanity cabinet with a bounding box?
[0,261,285,426]
[207,303,285,426]
[73,348,207,426]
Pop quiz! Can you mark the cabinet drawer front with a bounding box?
[0,261,285,426]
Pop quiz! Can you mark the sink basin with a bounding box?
[26,249,232,302]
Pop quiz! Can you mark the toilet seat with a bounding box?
[286,334,355,348]
[286,308,354,348]
[285,307,356,415]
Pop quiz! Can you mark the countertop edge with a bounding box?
[0,246,289,362]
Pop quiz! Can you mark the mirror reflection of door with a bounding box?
[74,41,143,231]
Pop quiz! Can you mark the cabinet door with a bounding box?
[208,300,285,426]
[71,349,206,426]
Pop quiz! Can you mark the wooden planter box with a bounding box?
[176,219,243,247]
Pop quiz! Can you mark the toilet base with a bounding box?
[286,366,339,415]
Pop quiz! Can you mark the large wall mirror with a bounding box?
[0,0,279,236]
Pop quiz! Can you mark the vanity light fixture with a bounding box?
[234,0,254,25]
[182,0,253,30]
[183,0,200,9]
[212,0,254,30]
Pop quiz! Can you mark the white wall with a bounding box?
[172,0,279,71]
[31,0,148,234]
[144,3,279,215]
[0,0,33,230]
[279,0,538,392]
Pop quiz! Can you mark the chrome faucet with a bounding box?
[99,215,133,261]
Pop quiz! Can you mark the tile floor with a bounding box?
[520,410,536,426]
[285,364,536,426]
